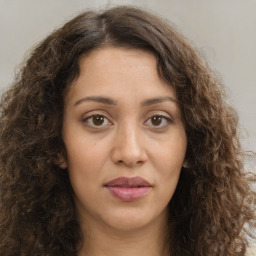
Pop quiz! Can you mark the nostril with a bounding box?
[111,135,148,166]
[116,159,144,167]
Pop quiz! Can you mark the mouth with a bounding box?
[104,176,152,202]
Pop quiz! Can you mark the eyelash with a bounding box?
[82,114,112,129]
[82,114,172,129]
[144,114,173,128]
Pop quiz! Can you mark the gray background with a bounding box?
[0,0,255,152]
[0,1,256,252]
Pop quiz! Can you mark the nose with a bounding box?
[111,123,147,167]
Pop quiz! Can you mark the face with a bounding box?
[62,47,187,232]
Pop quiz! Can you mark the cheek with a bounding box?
[65,135,109,169]
[154,150,183,207]
[153,138,186,172]
[157,153,182,190]
[64,139,108,192]
[151,132,186,190]
[66,143,105,209]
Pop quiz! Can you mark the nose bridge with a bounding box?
[111,119,146,166]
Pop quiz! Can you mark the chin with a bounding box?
[107,217,151,232]
[102,207,167,232]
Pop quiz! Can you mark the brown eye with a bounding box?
[92,115,105,126]
[151,116,162,126]
[145,114,172,129]
[82,114,111,128]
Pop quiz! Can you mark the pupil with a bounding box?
[152,116,162,125]
[93,115,104,126]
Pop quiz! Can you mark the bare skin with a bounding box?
[62,47,187,256]
[78,209,170,256]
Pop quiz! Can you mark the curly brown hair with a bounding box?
[0,5,255,256]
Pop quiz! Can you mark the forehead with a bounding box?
[65,47,177,104]
[77,46,158,77]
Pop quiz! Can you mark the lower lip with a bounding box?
[106,186,151,202]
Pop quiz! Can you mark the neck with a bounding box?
[77,211,171,256]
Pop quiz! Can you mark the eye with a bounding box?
[82,114,111,128]
[145,115,172,128]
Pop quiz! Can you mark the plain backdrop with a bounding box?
[0,0,256,153]
[0,1,256,253]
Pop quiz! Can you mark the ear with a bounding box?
[58,159,68,169]
[182,159,190,168]
[55,153,68,169]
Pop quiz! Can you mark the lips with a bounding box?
[104,176,152,202]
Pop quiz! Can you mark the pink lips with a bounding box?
[104,176,152,202]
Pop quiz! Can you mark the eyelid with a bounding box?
[81,109,111,120]
[81,111,113,129]
[80,110,173,130]
[144,113,173,129]
[145,111,173,121]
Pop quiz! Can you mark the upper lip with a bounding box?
[105,176,152,188]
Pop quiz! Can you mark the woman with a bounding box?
[0,5,255,256]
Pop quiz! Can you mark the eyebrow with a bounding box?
[74,96,117,106]
[141,96,177,106]
[74,96,177,107]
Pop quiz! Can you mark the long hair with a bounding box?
[0,6,255,256]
